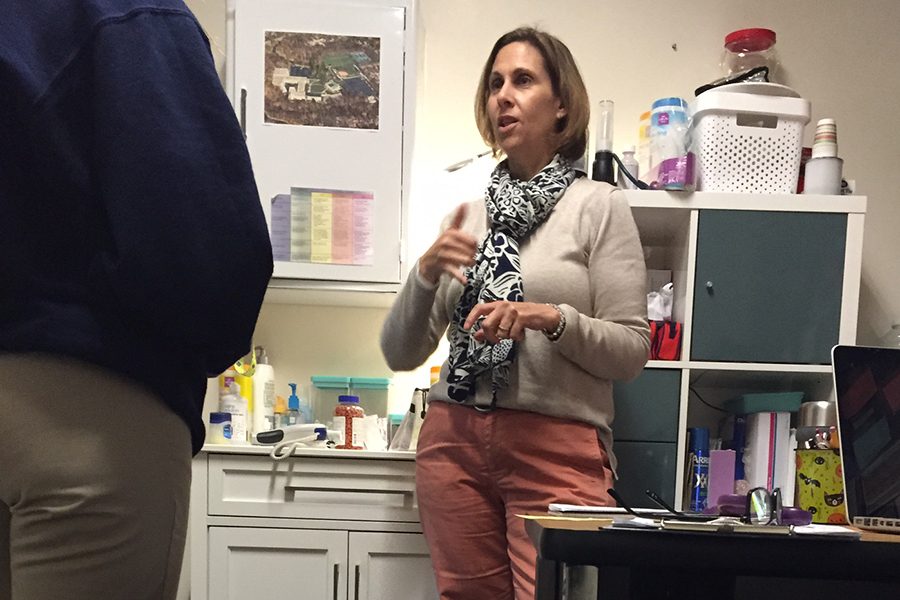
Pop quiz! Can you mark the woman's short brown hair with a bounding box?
[474,27,589,163]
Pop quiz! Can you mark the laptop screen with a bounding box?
[832,345,900,521]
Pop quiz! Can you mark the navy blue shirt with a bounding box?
[0,0,274,453]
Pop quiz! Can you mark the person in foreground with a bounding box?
[380,26,650,600]
[0,1,273,599]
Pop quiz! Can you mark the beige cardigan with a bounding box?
[380,177,650,470]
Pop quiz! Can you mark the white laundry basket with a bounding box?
[691,83,810,193]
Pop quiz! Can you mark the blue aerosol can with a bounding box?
[688,427,710,512]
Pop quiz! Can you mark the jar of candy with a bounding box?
[333,395,365,449]
[720,28,780,81]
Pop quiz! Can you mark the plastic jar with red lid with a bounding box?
[720,28,780,81]
[333,395,365,449]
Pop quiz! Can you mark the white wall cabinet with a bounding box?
[614,190,866,509]
[191,447,438,600]
[229,0,418,289]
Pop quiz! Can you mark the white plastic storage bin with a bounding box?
[691,82,810,193]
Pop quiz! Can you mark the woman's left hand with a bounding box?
[464,301,560,344]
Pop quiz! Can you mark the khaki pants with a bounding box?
[415,401,615,600]
[0,354,191,600]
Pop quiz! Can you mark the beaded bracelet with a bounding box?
[543,303,566,342]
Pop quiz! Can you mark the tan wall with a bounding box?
[187,0,900,404]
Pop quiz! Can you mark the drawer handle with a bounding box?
[285,485,413,493]
[334,563,340,600]
[354,564,361,600]
[284,486,414,505]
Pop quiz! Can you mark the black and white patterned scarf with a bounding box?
[446,155,578,405]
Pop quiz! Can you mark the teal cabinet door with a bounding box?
[692,210,846,364]
[613,441,677,509]
[613,369,681,443]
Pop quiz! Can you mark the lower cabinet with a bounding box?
[209,527,437,600]
[209,528,346,599]
[191,449,438,600]
[349,531,438,600]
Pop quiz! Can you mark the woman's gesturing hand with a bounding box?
[418,204,478,285]
[464,301,561,344]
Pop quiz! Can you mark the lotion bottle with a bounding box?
[252,346,276,434]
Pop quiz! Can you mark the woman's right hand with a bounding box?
[418,204,478,286]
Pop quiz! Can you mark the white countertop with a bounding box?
[201,443,416,461]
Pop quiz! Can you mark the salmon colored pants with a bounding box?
[415,401,615,600]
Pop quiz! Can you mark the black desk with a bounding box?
[525,517,900,600]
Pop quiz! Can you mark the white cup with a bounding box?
[803,156,843,195]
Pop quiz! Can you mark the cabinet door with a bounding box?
[692,210,846,364]
[613,369,681,442]
[232,0,412,283]
[209,527,348,600]
[613,441,677,509]
[348,532,439,600]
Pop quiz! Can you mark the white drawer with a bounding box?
[207,454,419,522]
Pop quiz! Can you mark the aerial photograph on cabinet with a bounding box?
[264,31,381,129]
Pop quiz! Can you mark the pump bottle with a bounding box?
[286,383,304,425]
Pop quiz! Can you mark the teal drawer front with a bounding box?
[613,441,677,509]
[613,369,681,442]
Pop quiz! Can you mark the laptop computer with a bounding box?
[832,344,900,534]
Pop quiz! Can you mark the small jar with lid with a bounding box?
[720,28,780,81]
[333,395,365,449]
[208,412,233,445]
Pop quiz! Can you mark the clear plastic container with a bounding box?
[720,28,779,81]
[310,375,351,424]
[333,395,365,449]
[350,377,391,418]
[311,376,391,421]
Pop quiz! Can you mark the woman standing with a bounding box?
[381,27,649,599]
